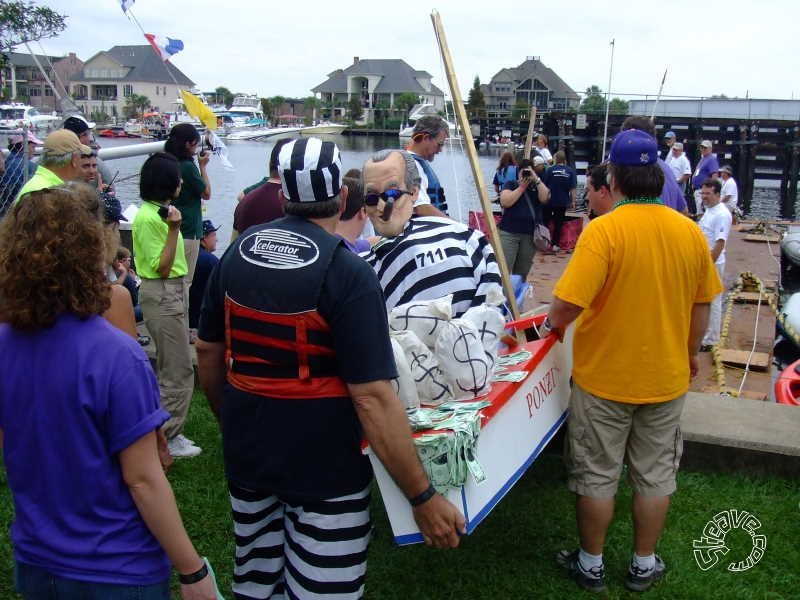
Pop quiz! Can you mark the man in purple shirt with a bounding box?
[691,140,720,215]
[621,117,688,215]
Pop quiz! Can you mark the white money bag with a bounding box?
[389,295,453,348]
[389,334,420,410]
[391,329,453,406]
[460,304,505,366]
[435,319,493,400]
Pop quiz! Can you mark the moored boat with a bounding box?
[299,122,348,135]
[399,103,458,139]
[0,103,61,131]
[226,126,301,141]
[98,126,130,138]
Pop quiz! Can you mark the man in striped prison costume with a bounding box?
[196,138,465,600]
[361,149,503,318]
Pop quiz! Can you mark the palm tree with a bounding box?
[124,93,150,119]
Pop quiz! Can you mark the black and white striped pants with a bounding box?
[230,483,372,600]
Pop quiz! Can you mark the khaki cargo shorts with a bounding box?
[564,383,685,498]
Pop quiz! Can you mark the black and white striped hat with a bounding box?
[278,138,342,203]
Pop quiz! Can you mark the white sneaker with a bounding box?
[168,434,202,458]
[552,245,561,252]
[177,433,197,446]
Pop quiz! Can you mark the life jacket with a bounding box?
[224,218,348,400]
[412,154,448,213]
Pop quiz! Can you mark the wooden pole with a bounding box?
[523,107,537,160]
[430,10,523,332]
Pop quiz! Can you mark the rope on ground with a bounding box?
[715,271,789,396]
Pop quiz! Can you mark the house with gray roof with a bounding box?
[312,57,444,121]
[68,45,194,119]
[1,51,83,112]
[484,56,579,117]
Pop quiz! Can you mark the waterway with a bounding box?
[102,133,784,256]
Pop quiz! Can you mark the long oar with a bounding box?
[430,10,524,342]
[650,69,668,120]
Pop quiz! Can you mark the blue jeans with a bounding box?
[15,562,170,600]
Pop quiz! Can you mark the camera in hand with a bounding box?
[521,168,533,178]
[158,206,169,219]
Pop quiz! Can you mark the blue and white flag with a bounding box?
[144,33,184,62]
[120,0,134,12]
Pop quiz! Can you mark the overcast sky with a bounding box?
[36,0,799,103]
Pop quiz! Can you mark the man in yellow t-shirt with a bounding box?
[545,129,722,593]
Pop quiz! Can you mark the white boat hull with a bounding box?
[365,321,573,544]
[226,126,301,141]
[299,123,348,135]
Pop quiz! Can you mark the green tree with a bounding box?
[511,99,530,123]
[0,0,66,53]
[347,96,363,122]
[373,99,390,129]
[609,97,629,115]
[394,92,419,119]
[268,95,286,123]
[124,93,150,119]
[467,76,486,119]
[214,86,234,107]
[579,85,606,114]
[303,95,321,124]
[260,97,272,123]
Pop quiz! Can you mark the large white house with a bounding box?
[68,45,194,119]
[312,57,445,121]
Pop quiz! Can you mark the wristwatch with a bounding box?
[537,315,553,338]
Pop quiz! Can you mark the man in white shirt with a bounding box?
[698,178,732,350]
[665,142,691,186]
[719,165,739,222]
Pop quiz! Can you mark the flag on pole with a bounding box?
[120,0,134,12]
[144,33,184,62]
[180,89,218,130]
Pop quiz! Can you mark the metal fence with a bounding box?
[0,126,37,218]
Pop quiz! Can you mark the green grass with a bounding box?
[2,391,799,599]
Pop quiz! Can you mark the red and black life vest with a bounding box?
[224,217,348,399]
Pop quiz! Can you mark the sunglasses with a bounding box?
[364,188,412,207]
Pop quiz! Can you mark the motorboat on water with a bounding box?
[0,103,61,132]
[225,94,266,129]
[299,122,348,135]
[226,125,301,141]
[99,126,132,138]
[398,103,458,139]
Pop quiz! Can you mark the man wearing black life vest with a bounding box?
[196,138,465,599]
[406,115,450,217]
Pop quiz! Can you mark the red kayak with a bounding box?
[774,359,800,405]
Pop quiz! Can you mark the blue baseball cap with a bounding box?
[609,129,658,166]
[664,131,676,139]
[202,219,220,235]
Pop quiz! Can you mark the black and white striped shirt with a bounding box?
[363,216,503,317]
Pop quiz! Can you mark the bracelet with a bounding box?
[409,483,437,507]
[178,562,209,585]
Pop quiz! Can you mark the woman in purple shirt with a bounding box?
[0,186,215,599]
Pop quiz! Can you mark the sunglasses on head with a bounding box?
[364,188,411,207]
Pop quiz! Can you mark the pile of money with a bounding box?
[411,400,490,493]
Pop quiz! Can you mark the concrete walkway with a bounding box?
[681,391,800,477]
